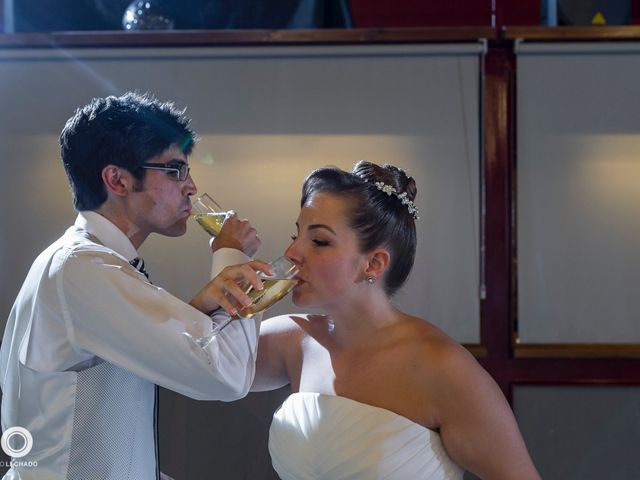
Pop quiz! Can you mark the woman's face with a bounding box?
[285,192,368,309]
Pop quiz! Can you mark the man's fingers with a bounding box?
[211,262,272,314]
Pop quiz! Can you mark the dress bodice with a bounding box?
[268,392,464,479]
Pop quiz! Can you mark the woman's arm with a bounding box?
[429,344,541,479]
[251,315,299,392]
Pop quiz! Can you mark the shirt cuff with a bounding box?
[211,247,251,278]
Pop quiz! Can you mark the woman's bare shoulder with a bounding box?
[403,315,482,379]
[404,315,464,348]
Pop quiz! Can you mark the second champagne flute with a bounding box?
[183,256,299,350]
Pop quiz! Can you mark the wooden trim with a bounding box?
[515,344,640,359]
[480,45,517,401]
[481,46,516,361]
[464,344,489,358]
[503,25,640,41]
[480,357,640,384]
[0,27,497,49]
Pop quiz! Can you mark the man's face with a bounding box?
[130,145,197,239]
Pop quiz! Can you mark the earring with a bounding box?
[366,276,376,285]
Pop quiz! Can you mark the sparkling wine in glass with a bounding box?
[191,193,228,237]
[183,256,298,351]
[237,276,298,318]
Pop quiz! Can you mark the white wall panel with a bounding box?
[517,43,640,343]
[0,43,482,342]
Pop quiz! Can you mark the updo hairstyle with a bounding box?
[300,160,417,296]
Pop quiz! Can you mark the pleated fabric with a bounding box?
[269,392,464,480]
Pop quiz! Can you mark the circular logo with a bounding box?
[1,427,33,458]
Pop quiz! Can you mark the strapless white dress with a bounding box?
[268,392,464,479]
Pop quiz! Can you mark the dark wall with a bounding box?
[11,0,352,31]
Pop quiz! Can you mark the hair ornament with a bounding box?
[363,179,420,220]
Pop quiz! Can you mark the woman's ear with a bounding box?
[365,248,391,281]
[101,165,133,197]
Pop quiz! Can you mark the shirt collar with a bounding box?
[74,211,139,262]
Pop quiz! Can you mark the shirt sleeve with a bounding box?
[211,247,251,277]
[57,247,260,401]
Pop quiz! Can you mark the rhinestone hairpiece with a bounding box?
[362,179,420,220]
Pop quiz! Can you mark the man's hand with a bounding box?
[211,211,260,257]
[189,260,272,316]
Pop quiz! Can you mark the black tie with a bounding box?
[129,257,150,280]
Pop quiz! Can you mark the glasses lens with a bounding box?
[179,164,190,181]
[164,161,188,181]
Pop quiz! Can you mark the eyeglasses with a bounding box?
[140,160,190,182]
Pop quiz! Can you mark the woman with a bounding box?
[252,161,540,479]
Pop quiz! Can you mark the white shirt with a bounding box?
[0,211,259,479]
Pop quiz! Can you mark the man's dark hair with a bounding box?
[59,92,196,211]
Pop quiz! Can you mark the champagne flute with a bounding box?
[184,256,299,350]
[191,193,229,237]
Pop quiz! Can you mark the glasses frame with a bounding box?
[140,160,190,182]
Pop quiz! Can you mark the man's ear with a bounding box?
[364,247,391,280]
[101,165,134,197]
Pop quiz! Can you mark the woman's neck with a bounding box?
[324,292,401,349]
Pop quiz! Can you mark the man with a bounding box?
[0,92,265,479]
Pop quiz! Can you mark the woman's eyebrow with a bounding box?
[307,224,336,235]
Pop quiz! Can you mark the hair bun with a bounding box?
[381,164,416,203]
[353,160,417,203]
[352,160,419,219]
